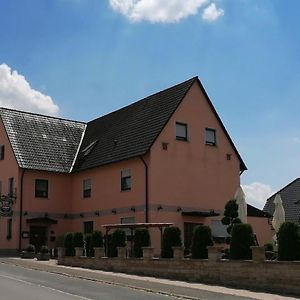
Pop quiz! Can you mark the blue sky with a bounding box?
[0,0,299,208]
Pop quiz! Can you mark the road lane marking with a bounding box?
[0,274,93,300]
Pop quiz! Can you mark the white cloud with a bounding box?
[0,64,59,116]
[202,3,224,22]
[242,182,273,209]
[109,0,222,23]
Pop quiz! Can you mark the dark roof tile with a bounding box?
[0,108,86,173]
[72,77,197,171]
[263,178,300,223]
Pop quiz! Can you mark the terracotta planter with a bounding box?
[57,247,66,258]
[117,247,127,259]
[75,247,83,257]
[172,246,184,260]
[94,247,105,259]
[142,247,154,259]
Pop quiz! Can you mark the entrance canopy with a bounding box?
[26,217,57,225]
[102,222,173,231]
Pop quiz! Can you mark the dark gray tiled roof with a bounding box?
[0,108,86,173]
[247,204,270,218]
[263,178,300,223]
[73,77,247,172]
[72,77,197,171]
[0,77,246,174]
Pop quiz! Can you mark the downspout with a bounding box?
[139,156,149,223]
[18,169,25,252]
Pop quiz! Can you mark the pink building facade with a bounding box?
[0,77,272,254]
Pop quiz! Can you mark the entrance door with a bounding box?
[30,226,47,252]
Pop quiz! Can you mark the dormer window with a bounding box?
[0,145,4,160]
[176,122,188,141]
[82,140,98,157]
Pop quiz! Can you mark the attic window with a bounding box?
[0,145,4,160]
[121,170,131,191]
[176,122,188,141]
[205,128,216,146]
[82,140,98,157]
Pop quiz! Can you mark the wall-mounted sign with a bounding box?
[0,195,14,217]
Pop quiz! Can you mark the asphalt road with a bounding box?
[0,262,295,300]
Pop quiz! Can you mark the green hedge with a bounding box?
[109,229,126,257]
[161,226,182,258]
[278,222,300,261]
[191,225,213,259]
[134,228,150,258]
[230,223,255,260]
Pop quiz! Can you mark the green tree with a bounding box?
[221,199,241,243]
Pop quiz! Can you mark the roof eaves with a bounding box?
[195,78,247,172]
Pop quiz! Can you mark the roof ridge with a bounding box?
[88,76,198,124]
[0,106,85,125]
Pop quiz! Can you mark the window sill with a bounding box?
[205,142,216,147]
[176,137,188,142]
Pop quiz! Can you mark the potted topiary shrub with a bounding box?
[37,245,50,261]
[161,226,182,258]
[73,232,84,257]
[264,242,275,260]
[91,230,104,258]
[21,244,36,259]
[109,229,126,257]
[278,221,300,261]
[191,225,213,259]
[230,223,255,260]
[64,232,74,256]
[134,228,150,258]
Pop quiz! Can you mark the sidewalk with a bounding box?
[0,257,297,300]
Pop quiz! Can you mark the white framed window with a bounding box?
[205,128,216,146]
[176,122,188,141]
[83,178,91,198]
[121,170,131,191]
